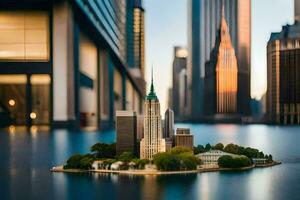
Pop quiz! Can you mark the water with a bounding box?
[1,124,300,200]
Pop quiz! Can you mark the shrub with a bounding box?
[218,155,251,168]
[169,146,193,155]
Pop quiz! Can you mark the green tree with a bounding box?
[90,143,116,158]
[79,156,94,170]
[178,153,200,170]
[213,143,224,151]
[169,146,193,155]
[194,145,205,154]
[205,143,212,151]
[116,152,135,162]
[153,152,181,171]
[64,154,83,169]
[224,143,239,154]
[218,155,251,168]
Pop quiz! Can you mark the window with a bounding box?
[0,11,49,61]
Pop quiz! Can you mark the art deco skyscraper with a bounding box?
[140,72,166,159]
[187,0,251,120]
[205,7,238,116]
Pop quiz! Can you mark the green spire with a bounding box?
[146,67,158,100]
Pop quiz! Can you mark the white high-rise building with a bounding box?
[140,73,166,159]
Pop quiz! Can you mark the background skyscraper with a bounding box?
[295,0,300,21]
[163,108,174,138]
[171,47,187,121]
[205,8,238,118]
[187,0,251,121]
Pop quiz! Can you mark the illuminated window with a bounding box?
[0,11,49,61]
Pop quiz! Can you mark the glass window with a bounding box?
[0,11,49,61]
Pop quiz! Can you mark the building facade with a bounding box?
[172,46,188,121]
[0,0,145,129]
[196,150,235,165]
[204,9,238,119]
[266,19,300,124]
[116,111,137,155]
[175,128,194,149]
[140,75,166,159]
[187,0,251,121]
[163,108,174,139]
[296,0,300,22]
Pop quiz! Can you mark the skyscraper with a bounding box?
[205,7,238,118]
[172,47,187,121]
[187,0,251,120]
[164,108,174,139]
[266,8,300,124]
[175,128,194,149]
[140,71,166,159]
[116,111,137,155]
[295,0,300,22]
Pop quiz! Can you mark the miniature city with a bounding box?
[51,74,280,175]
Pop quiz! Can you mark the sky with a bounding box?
[144,0,294,113]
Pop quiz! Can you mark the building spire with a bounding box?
[221,0,225,19]
[146,65,158,100]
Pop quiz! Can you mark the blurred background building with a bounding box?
[171,46,188,121]
[204,8,239,122]
[0,0,145,130]
[266,0,300,124]
[187,0,251,122]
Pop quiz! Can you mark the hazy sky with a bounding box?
[144,0,294,113]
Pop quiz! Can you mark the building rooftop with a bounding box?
[145,68,158,101]
[269,21,300,41]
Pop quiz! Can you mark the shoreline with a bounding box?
[50,161,281,176]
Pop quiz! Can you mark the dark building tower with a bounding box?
[164,108,174,139]
[205,6,238,120]
[172,47,187,121]
[116,111,137,155]
[266,7,300,124]
[187,0,251,121]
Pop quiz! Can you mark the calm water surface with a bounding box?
[1,124,300,200]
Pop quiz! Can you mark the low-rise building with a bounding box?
[175,128,194,149]
[196,150,235,165]
[252,158,268,165]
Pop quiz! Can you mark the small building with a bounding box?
[175,128,194,149]
[92,160,105,170]
[252,158,268,165]
[196,150,235,165]
[111,161,124,170]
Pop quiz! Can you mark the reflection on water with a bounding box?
[1,124,300,200]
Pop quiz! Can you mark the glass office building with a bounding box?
[0,0,145,130]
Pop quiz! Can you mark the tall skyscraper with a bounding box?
[179,68,189,118]
[187,0,251,120]
[164,108,174,138]
[172,47,187,121]
[116,111,137,155]
[205,7,238,117]
[266,10,300,124]
[140,72,166,159]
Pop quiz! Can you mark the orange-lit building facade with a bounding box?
[205,9,238,119]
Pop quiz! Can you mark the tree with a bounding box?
[116,152,135,162]
[79,156,94,170]
[90,143,116,158]
[224,143,239,154]
[178,153,200,170]
[169,146,193,155]
[205,143,212,151]
[267,154,273,162]
[213,143,224,151]
[132,158,150,169]
[218,155,251,168]
[194,145,205,154]
[64,154,83,169]
[153,152,181,171]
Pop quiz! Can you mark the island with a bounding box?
[51,142,281,175]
